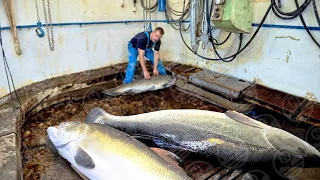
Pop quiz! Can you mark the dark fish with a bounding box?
[85,108,320,167]
[102,75,177,96]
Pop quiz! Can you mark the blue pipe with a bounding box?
[0,20,188,31]
[0,20,320,31]
[158,0,166,12]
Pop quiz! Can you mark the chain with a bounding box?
[34,0,40,22]
[42,0,54,51]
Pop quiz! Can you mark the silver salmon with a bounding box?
[47,121,192,180]
[102,75,177,96]
[85,108,320,167]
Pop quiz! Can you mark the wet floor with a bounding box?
[21,88,223,180]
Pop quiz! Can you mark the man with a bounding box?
[123,27,167,84]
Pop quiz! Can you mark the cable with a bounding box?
[205,0,238,62]
[211,34,243,62]
[165,1,190,31]
[0,23,22,107]
[312,0,320,27]
[294,0,320,48]
[140,0,158,12]
[213,33,232,46]
[179,0,274,61]
[272,0,311,20]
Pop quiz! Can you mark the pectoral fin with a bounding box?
[150,147,185,172]
[74,147,95,169]
[150,147,183,165]
[102,87,122,96]
[149,86,156,91]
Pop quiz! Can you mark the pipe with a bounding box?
[0,20,320,31]
[158,0,166,12]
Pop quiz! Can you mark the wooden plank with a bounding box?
[175,79,255,113]
[189,70,253,98]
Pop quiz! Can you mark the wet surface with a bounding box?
[21,88,223,180]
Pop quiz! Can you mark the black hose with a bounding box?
[0,23,22,107]
[205,0,240,62]
[272,0,311,20]
[140,0,158,12]
[294,0,320,48]
[179,0,274,61]
[312,0,320,27]
[213,33,232,46]
[166,1,190,31]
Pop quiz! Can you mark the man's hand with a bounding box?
[153,68,159,76]
[143,70,151,79]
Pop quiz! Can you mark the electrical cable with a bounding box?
[213,32,232,46]
[0,23,22,107]
[272,0,311,20]
[294,0,320,48]
[205,0,241,62]
[312,0,320,27]
[165,1,190,31]
[179,0,274,61]
[140,0,158,12]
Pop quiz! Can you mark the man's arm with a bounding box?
[153,50,160,75]
[138,48,150,79]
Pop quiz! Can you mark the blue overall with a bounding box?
[123,31,167,84]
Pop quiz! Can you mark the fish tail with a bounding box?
[102,87,122,96]
[85,108,110,124]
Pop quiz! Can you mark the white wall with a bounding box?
[0,0,319,102]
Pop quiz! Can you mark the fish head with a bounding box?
[267,127,320,161]
[47,121,87,147]
[162,76,177,88]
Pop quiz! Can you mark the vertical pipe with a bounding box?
[158,0,166,12]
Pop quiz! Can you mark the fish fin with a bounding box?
[102,87,122,96]
[150,147,185,173]
[150,147,183,165]
[224,110,265,129]
[162,78,176,88]
[70,164,90,180]
[124,89,140,95]
[85,108,107,124]
[74,147,95,169]
[132,134,158,140]
[132,134,193,152]
[149,86,156,91]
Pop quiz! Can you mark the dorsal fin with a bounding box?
[85,108,108,124]
[224,110,265,129]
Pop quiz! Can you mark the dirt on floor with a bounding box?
[21,87,223,180]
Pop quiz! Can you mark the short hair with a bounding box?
[154,27,164,35]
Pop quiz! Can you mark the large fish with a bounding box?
[102,75,177,96]
[47,121,192,180]
[85,108,320,167]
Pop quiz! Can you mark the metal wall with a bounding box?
[0,0,319,102]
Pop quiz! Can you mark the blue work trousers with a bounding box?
[123,42,167,84]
